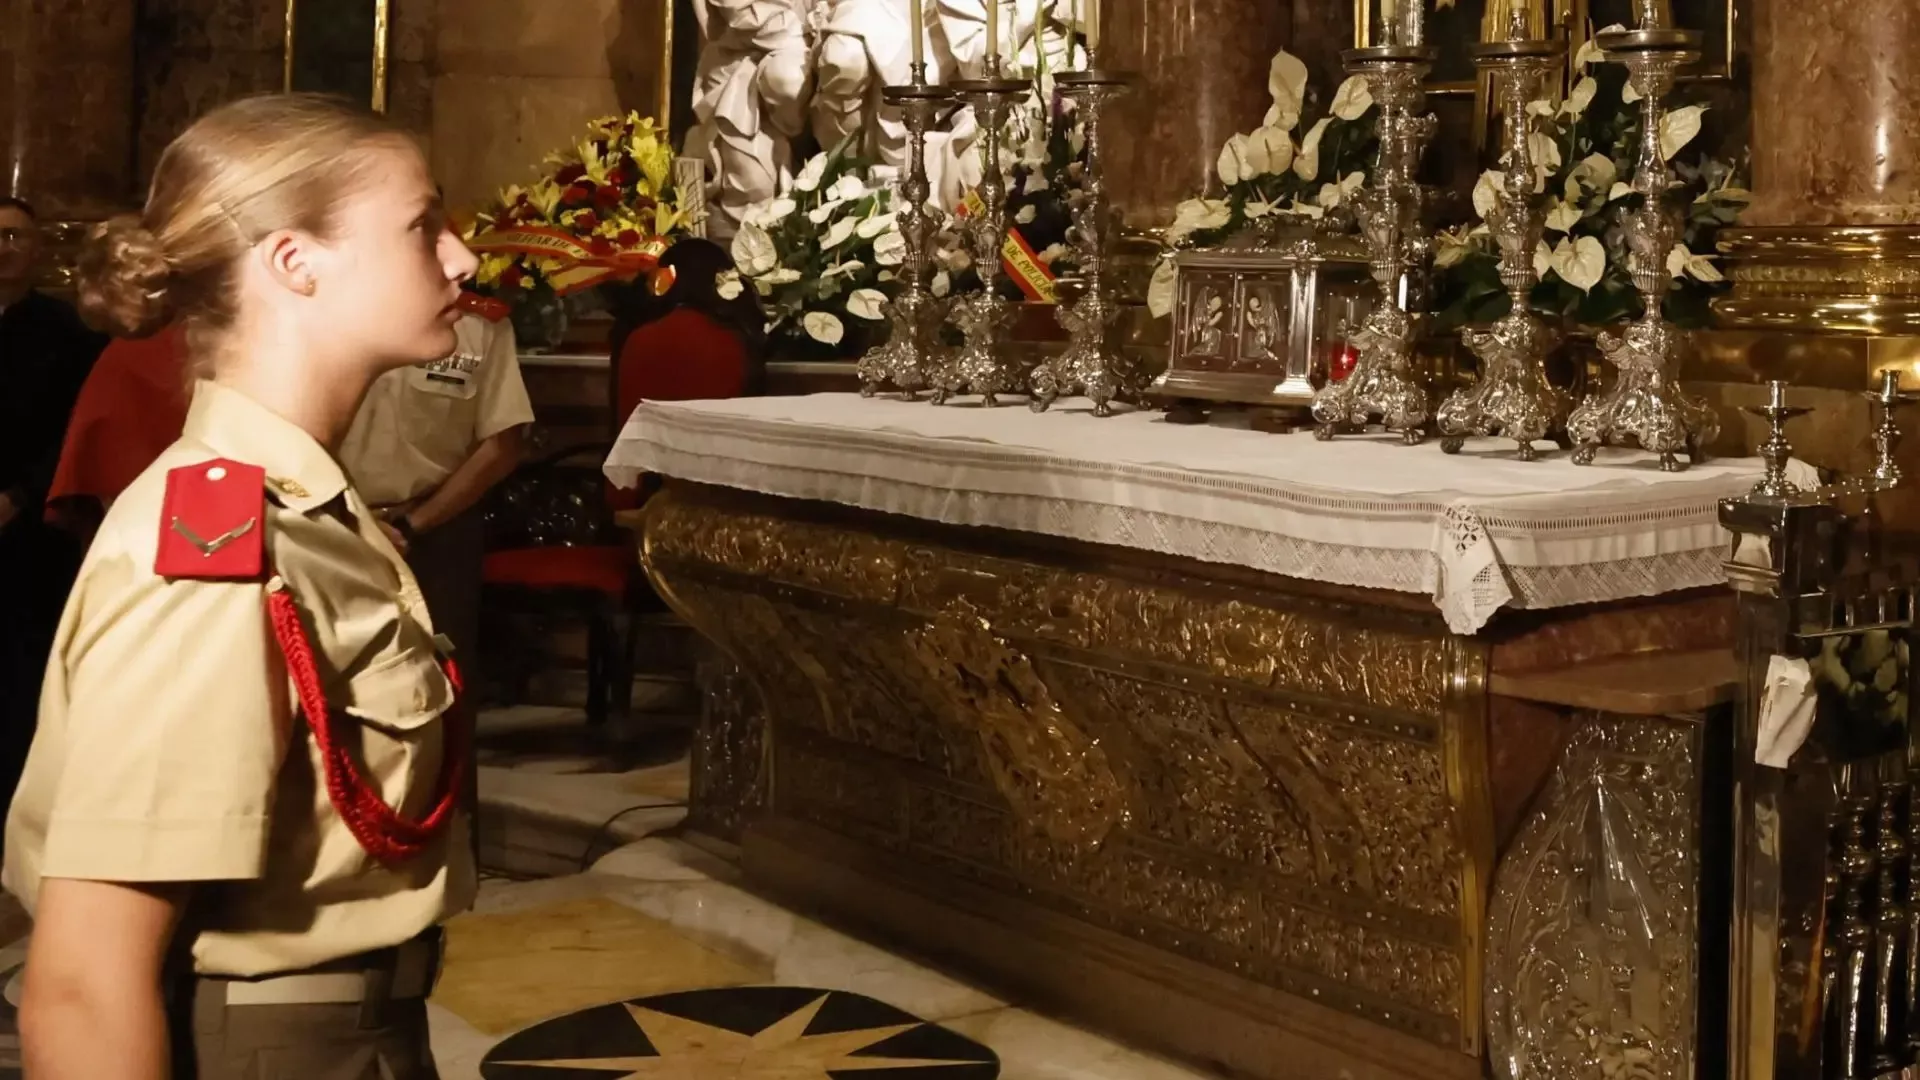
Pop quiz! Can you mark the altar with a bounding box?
[609,393,1766,1080]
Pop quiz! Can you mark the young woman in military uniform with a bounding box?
[4,93,480,1079]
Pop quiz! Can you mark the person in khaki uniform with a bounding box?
[4,94,480,1079]
[337,294,533,675]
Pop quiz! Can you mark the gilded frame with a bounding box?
[1568,0,1737,81]
[283,0,393,112]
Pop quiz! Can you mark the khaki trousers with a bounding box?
[175,989,439,1080]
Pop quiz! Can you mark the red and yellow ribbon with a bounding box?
[466,226,669,296]
[957,191,1057,304]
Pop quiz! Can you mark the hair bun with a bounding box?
[76,215,174,338]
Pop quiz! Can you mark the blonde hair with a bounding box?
[76,94,411,359]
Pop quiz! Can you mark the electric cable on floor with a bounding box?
[577,801,689,872]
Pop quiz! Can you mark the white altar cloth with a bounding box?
[606,394,1777,635]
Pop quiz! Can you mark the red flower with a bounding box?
[593,184,623,209]
[608,162,636,187]
[562,182,594,208]
[574,210,600,231]
[554,163,587,185]
[588,236,615,257]
[500,264,527,290]
[617,229,641,247]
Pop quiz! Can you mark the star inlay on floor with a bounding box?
[480,985,1000,1080]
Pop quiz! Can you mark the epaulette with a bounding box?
[456,291,511,323]
[155,458,268,581]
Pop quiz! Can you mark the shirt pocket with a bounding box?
[342,645,454,734]
[407,366,479,402]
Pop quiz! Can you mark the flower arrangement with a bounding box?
[1147,48,1381,316]
[722,139,903,359]
[465,112,690,299]
[938,87,1091,302]
[1429,28,1749,331]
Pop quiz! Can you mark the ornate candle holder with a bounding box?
[858,71,955,400]
[1032,62,1136,417]
[930,60,1029,407]
[1436,36,1569,460]
[1742,380,1813,499]
[1566,22,1719,471]
[1311,40,1439,444]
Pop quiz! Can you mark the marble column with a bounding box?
[1101,0,1292,231]
[0,0,137,219]
[1745,0,1920,227]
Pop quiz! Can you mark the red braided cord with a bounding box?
[266,587,466,866]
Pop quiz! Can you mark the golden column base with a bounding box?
[1714,226,1920,337]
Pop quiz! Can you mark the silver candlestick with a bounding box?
[931,59,1029,407]
[1032,61,1136,416]
[859,70,955,399]
[1311,33,1439,444]
[1437,34,1569,460]
[1566,20,1719,471]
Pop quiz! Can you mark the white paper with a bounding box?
[1755,654,1818,768]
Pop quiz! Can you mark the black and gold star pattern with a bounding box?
[481,985,1000,1080]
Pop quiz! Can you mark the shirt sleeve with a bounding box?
[41,552,289,882]
[472,320,535,442]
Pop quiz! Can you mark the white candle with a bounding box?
[986,0,999,64]
[1086,0,1099,54]
[910,0,923,70]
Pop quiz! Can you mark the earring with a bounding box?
[300,278,317,296]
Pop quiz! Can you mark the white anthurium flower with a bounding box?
[1533,240,1554,280]
[1268,48,1310,132]
[1167,197,1233,244]
[1245,199,1277,219]
[1434,226,1476,269]
[1561,76,1598,119]
[1217,133,1253,187]
[1527,131,1563,172]
[1609,181,1637,202]
[746,197,798,228]
[1622,79,1642,104]
[1473,170,1506,219]
[828,174,868,202]
[931,270,951,297]
[1147,258,1179,319]
[1331,76,1373,121]
[1545,199,1584,233]
[1015,204,1038,225]
[1317,170,1366,209]
[794,155,828,192]
[822,215,860,249]
[1567,153,1618,200]
[873,231,907,266]
[1525,98,1557,118]
[877,269,896,282]
[822,259,865,279]
[731,221,778,276]
[1542,235,1607,291]
[1668,243,1726,282]
[856,211,898,240]
[714,271,744,300]
[803,311,845,345]
[1252,126,1294,176]
[1574,26,1625,68]
[1023,171,1050,195]
[755,267,802,286]
[1037,242,1070,265]
[1660,105,1707,161]
[1263,103,1283,128]
[845,288,888,320]
[808,198,851,225]
[1293,118,1332,181]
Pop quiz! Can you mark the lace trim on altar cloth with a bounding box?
[608,400,1760,635]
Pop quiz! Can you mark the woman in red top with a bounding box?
[44,325,190,540]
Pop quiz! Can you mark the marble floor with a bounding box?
[433,836,1223,1080]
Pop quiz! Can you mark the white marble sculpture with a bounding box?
[685,0,817,241]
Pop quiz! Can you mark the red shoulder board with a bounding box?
[456,292,511,323]
[155,459,268,581]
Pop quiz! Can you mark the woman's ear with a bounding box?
[258,229,320,298]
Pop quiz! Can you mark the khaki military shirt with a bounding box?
[338,312,534,507]
[3,381,476,977]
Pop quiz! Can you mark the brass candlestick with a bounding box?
[1436,33,1569,460]
[1741,380,1813,499]
[1312,28,1439,444]
[858,68,954,399]
[930,57,1029,407]
[1032,60,1136,416]
[1566,20,1719,471]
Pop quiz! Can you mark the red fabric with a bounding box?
[482,545,632,597]
[267,585,466,866]
[153,458,267,581]
[610,309,751,511]
[46,326,190,515]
